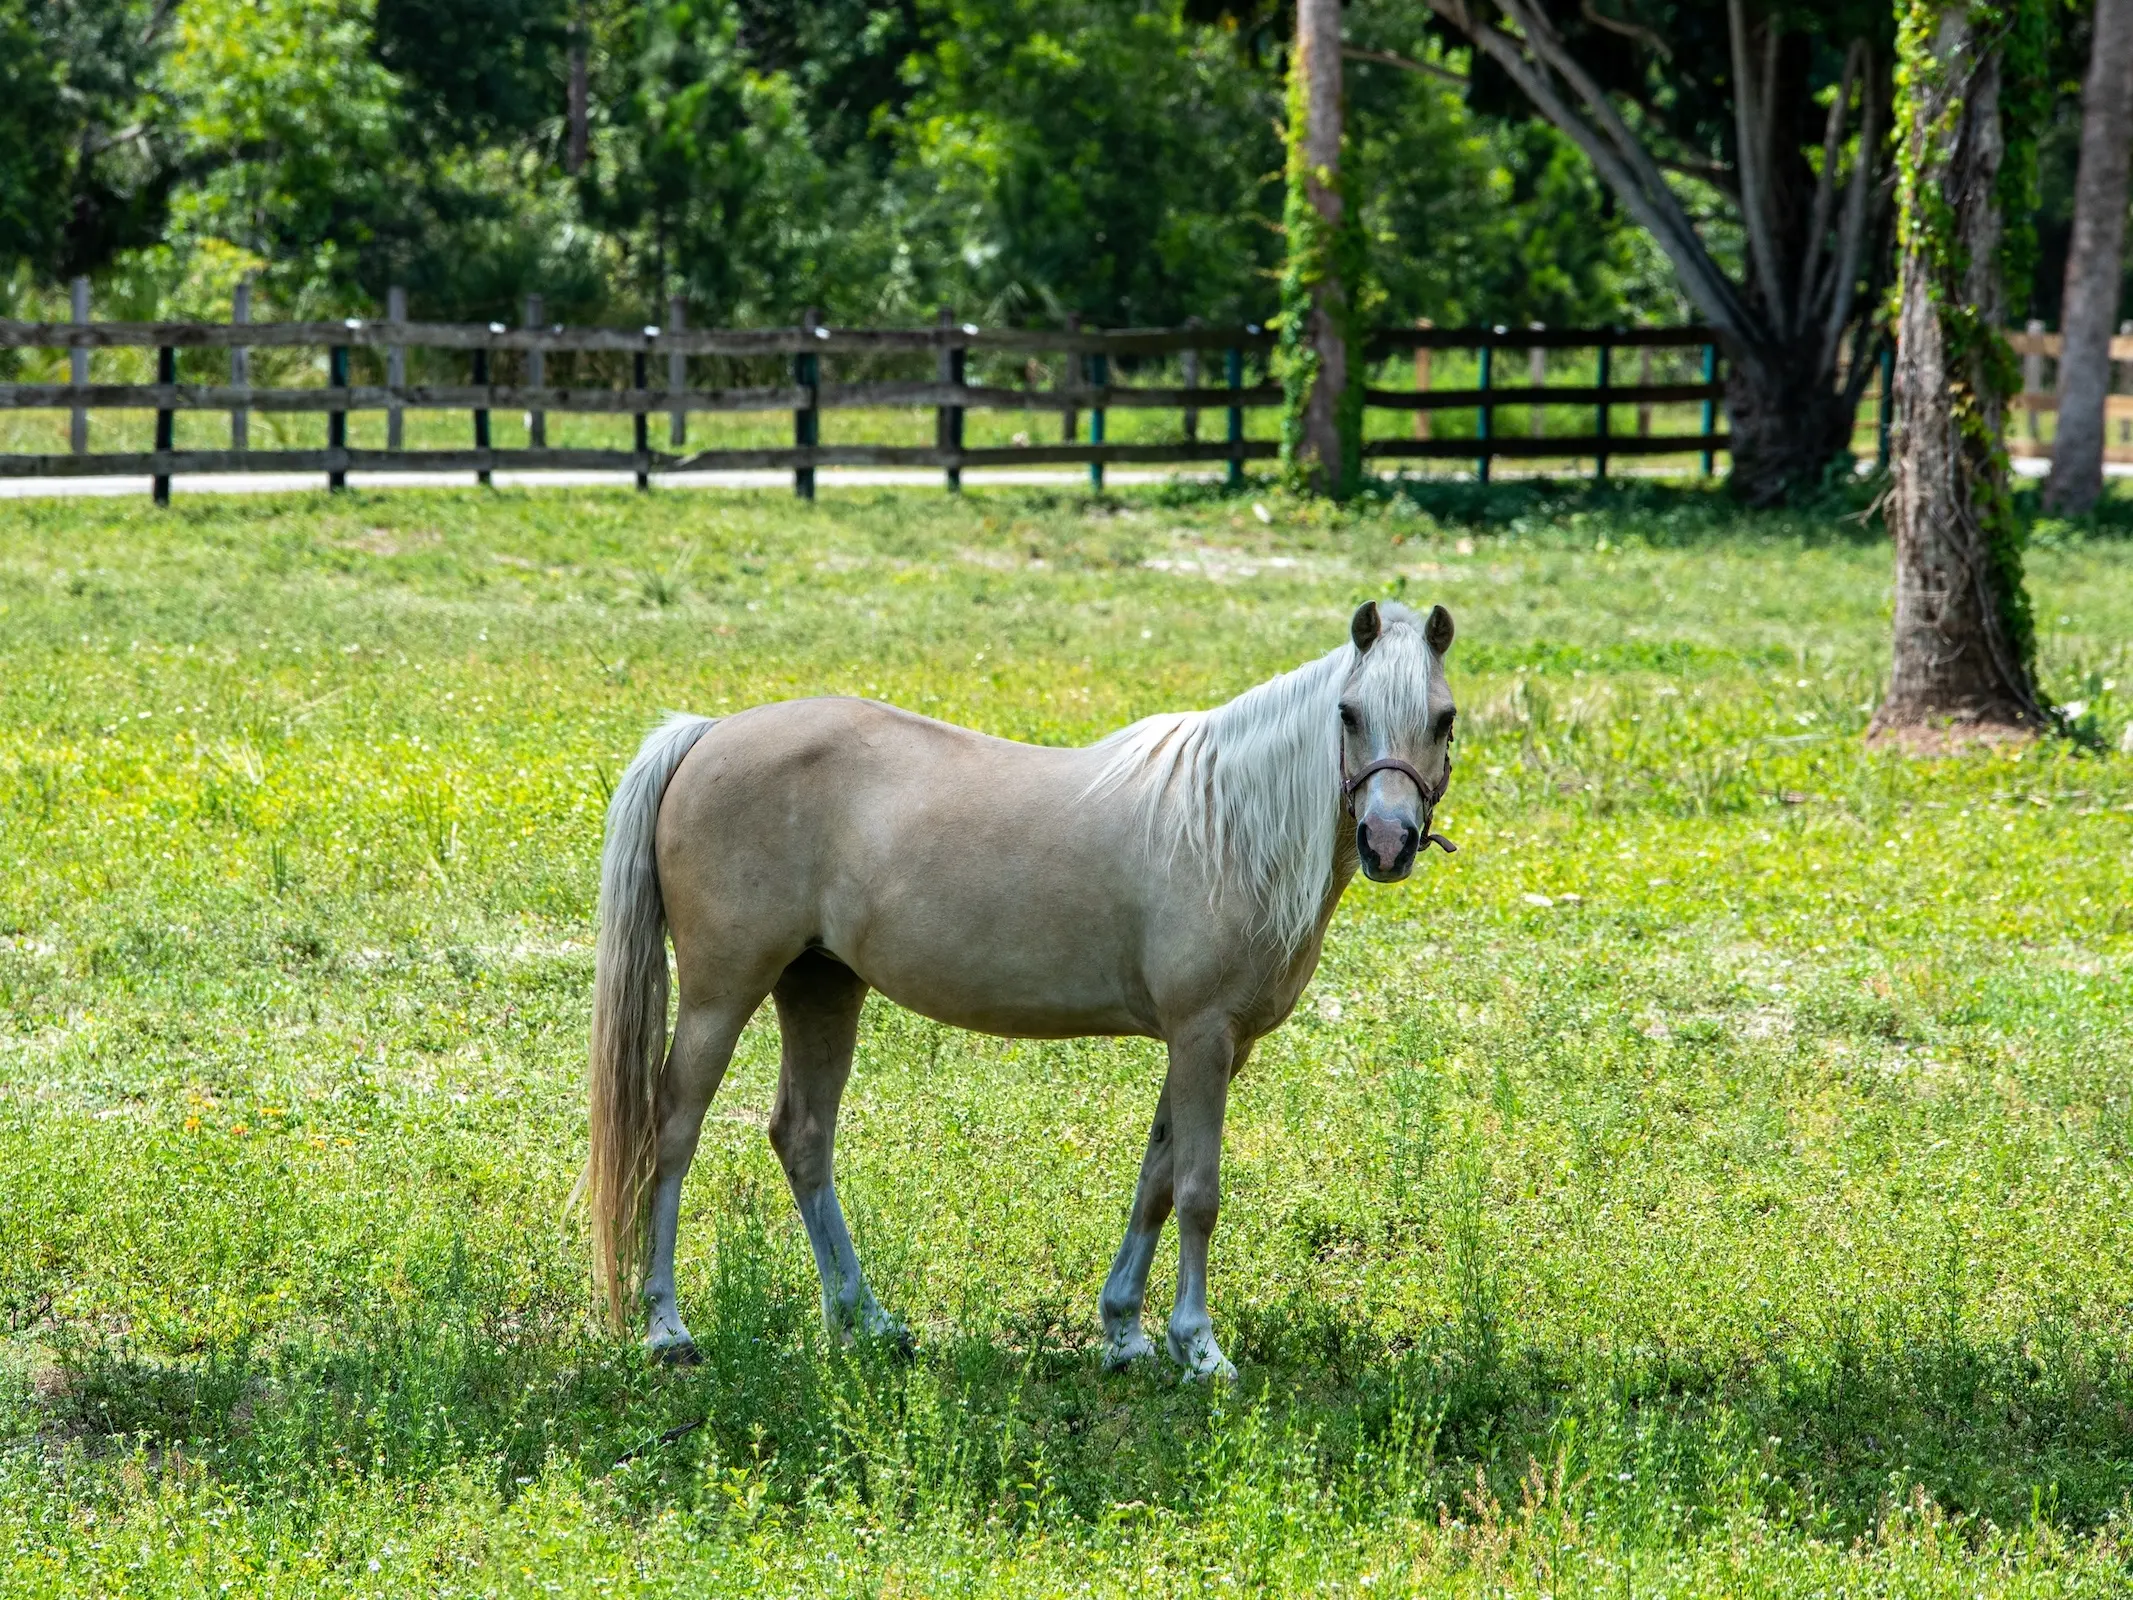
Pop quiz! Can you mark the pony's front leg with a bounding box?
[1100,1083,1173,1370]
[1163,1024,1238,1381]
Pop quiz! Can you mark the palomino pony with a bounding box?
[586,599,1457,1379]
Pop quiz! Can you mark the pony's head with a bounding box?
[1339,600,1456,882]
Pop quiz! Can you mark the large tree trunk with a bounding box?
[1285,0,1351,494]
[2044,0,2133,515]
[1875,8,2044,736]
[1423,0,1891,506]
[1724,356,1859,506]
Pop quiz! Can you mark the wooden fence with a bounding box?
[2004,321,2133,461]
[0,292,1731,501]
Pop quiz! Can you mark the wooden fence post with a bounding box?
[1529,328,1545,439]
[473,327,494,487]
[936,307,964,493]
[1226,345,1244,488]
[793,309,819,500]
[2023,318,2045,442]
[633,344,651,493]
[1413,320,1432,442]
[1594,336,1612,481]
[328,343,349,492]
[1636,346,1652,437]
[2120,320,2133,447]
[1088,347,1107,493]
[69,277,89,454]
[1476,333,1495,484]
[153,345,174,506]
[1700,343,1717,476]
[386,286,406,451]
[230,280,251,451]
[669,296,687,447]
[524,293,546,449]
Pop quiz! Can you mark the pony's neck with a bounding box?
[1095,646,1350,954]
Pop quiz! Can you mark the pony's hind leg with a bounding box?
[643,998,755,1363]
[767,951,904,1347]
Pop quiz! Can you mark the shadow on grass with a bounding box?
[41,1211,2133,1543]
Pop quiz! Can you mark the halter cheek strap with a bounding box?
[1341,756,1457,853]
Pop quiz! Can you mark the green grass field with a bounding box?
[3,477,2132,1595]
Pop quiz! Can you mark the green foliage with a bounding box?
[0,1,70,276]
[899,0,1282,326]
[373,0,573,151]
[581,0,827,319]
[0,0,180,283]
[3,482,2133,1589]
[0,0,1689,334]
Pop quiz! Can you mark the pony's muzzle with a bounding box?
[1357,813,1419,881]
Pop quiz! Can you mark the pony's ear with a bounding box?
[1425,604,1455,656]
[1351,601,1382,654]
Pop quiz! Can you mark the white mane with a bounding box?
[1087,603,1436,954]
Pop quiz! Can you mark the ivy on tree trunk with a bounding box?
[1876,0,2050,735]
[1279,0,1365,498]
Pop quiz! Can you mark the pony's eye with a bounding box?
[1434,708,1456,740]
[1338,703,1360,731]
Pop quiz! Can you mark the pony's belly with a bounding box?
[842,944,1153,1040]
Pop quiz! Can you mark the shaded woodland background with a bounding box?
[1,0,2111,333]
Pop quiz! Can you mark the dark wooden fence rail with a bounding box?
[0,305,1730,501]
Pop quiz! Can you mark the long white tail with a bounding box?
[585,713,715,1330]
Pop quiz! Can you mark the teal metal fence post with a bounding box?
[1476,335,1494,484]
[1088,349,1107,492]
[1699,343,1717,476]
[1226,345,1243,488]
[1876,344,1895,471]
[1594,337,1612,481]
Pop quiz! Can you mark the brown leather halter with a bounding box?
[1342,747,1457,854]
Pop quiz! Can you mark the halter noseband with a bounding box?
[1341,752,1457,853]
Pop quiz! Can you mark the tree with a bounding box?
[893,0,1283,326]
[1873,0,2050,737]
[0,1,72,277]
[577,0,835,321]
[0,0,182,285]
[1281,0,1362,494]
[733,0,924,174]
[1370,0,1897,505]
[373,0,574,154]
[2044,0,2133,515]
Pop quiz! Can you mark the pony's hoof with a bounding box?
[1167,1327,1236,1383]
[838,1309,916,1362]
[647,1335,701,1368]
[1102,1329,1158,1372]
[869,1321,917,1363]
